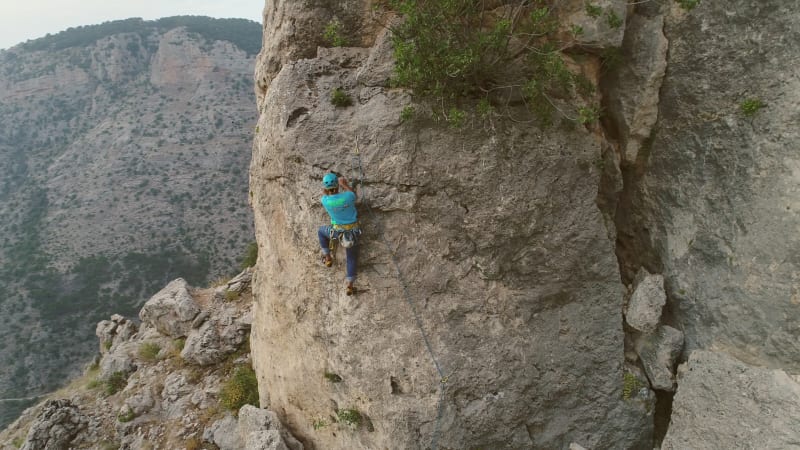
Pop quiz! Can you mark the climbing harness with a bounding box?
[351,136,450,450]
[327,222,361,252]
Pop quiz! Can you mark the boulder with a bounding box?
[98,341,138,380]
[245,430,289,450]
[634,325,683,391]
[227,267,254,293]
[139,278,200,337]
[124,387,156,416]
[182,309,250,366]
[625,269,666,332]
[95,314,138,353]
[204,414,242,450]
[20,399,86,450]
[662,350,800,449]
[238,406,303,450]
[158,371,195,420]
[95,320,117,349]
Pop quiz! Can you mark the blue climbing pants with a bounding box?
[318,225,359,283]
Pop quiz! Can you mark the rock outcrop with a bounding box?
[633,325,683,391]
[616,0,800,372]
[607,0,800,443]
[0,273,301,450]
[662,350,800,449]
[206,405,304,450]
[625,269,666,333]
[139,278,201,337]
[19,400,86,450]
[249,2,650,449]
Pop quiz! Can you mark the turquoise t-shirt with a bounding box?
[322,191,357,225]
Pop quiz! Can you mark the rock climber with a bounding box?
[318,172,361,295]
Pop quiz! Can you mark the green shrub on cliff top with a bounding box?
[387,0,599,125]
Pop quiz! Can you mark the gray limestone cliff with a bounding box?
[609,0,800,446]
[249,0,800,448]
[249,1,650,448]
[615,0,800,372]
[5,0,799,447]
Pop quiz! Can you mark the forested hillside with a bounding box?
[0,17,259,428]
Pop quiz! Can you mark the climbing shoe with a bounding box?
[346,282,356,296]
[322,254,333,267]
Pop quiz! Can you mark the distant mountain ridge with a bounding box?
[0,17,258,428]
[14,16,262,55]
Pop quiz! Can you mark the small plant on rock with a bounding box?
[240,241,258,269]
[312,418,328,430]
[336,408,362,428]
[585,2,603,18]
[399,105,415,123]
[606,10,623,29]
[138,342,161,361]
[447,107,467,129]
[220,365,259,412]
[578,106,600,124]
[117,410,136,423]
[323,18,347,47]
[676,0,700,10]
[622,371,641,400]
[324,371,343,382]
[476,98,494,120]
[331,88,353,107]
[740,98,765,116]
[104,371,128,396]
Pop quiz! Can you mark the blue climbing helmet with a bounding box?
[322,173,338,189]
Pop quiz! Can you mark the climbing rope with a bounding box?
[351,136,449,450]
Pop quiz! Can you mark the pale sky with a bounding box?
[0,0,264,50]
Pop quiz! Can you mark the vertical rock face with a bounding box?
[662,350,800,449]
[249,2,649,449]
[617,1,800,370]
